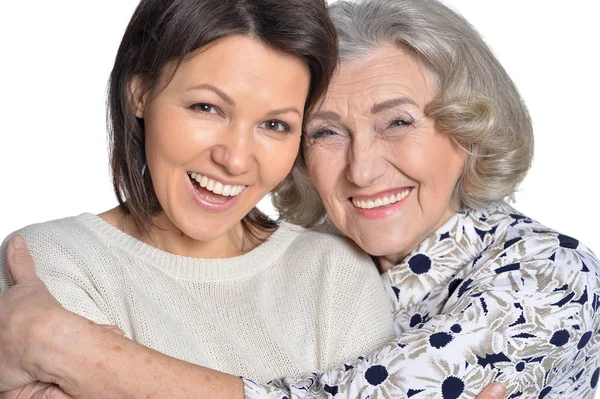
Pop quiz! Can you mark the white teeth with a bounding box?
[187,172,246,197]
[352,189,411,210]
[200,176,208,188]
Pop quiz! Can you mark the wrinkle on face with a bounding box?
[304,43,466,261]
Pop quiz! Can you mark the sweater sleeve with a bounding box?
[0,224,113,327]
[243,232,600,398]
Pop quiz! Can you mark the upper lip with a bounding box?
[349,187,413,200]
[188,171,248,187]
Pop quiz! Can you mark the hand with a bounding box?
[0,236,72,392]
[0,236,126,399]
[0,325,126,399]
[476,382,506,399]
[0,382,71,399]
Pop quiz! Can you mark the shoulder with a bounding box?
[486,204,597,266]
[3,214,105,258]
[281,222,375,272]
[469,203,600,293]
[0,214,117,282]
[275,223,380,290]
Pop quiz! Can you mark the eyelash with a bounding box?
[308,117,414,140]
[388,118,413,129]
[189,103,220,115]
[310,129,337,139]
[189,104,291,133]
[259,120,291,133]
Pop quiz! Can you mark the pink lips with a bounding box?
[351,188,412,220]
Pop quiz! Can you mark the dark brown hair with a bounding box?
[108,0,338,239]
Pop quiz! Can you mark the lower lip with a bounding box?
[352,190,411,220]
[187,177,241,212]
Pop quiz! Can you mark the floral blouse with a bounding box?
[244,203,600,398]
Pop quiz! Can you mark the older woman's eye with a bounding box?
[259,120,291,133]
[389,119,413,128]
[310,129,337,139]
[189,103,219,114]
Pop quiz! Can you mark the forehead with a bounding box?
[157,35,309,102]
[323,43,436,110]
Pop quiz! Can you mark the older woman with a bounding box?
[1,0,598,398]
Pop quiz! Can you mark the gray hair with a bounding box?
[273,0,534,227]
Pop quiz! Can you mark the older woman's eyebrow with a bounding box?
[371,97,417,114]
[307,111,341,122]
[185,84,234,106]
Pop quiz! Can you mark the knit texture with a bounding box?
[0,214,395,382]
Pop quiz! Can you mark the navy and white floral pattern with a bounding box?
[243,203,600,398]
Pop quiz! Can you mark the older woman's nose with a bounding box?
[345,140,387,187]
[210,128,254,176]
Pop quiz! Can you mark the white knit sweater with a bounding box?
[0,214,395,382]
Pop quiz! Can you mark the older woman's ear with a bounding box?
[128,76,147,119]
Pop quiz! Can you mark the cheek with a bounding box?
[305,146,338,199]
[145,114,200,164]
[261,137,302,184]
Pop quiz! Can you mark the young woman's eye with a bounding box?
[189,103,219,114]
[259,120,290,133]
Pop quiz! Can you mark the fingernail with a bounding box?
[487,382,506,399]
[10,235,26,249]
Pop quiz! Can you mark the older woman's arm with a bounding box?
[242,216,600,398]
[0,236,243,398]
[1,237,510,399]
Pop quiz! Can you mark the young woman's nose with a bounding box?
[210,126,254,176]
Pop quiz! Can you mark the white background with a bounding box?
[0,1,599,396]
[1,0,599,259]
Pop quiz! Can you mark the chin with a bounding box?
[176,216,232,241]
[350,229,410,259]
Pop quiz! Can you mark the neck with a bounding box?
[101,207,249,258]
[145,213,247,258]
[376,205,459,273]
[376,254,405,273]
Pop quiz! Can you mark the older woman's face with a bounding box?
[304,44,466,261]
[137,35,309,247]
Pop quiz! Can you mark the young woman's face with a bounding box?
[137,35,309,247]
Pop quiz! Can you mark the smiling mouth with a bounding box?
[187,172,246,203]
[351,188,411,210]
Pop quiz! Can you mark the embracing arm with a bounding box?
[0,237,507,399]
[243,233,600,398]
[0,236,242,399]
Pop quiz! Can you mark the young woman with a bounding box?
[0,0,397,396]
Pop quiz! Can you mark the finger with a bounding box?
[6,235,38,285]
[30,384,73,399]
[99,324,127,336]
[476,382,506,399]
